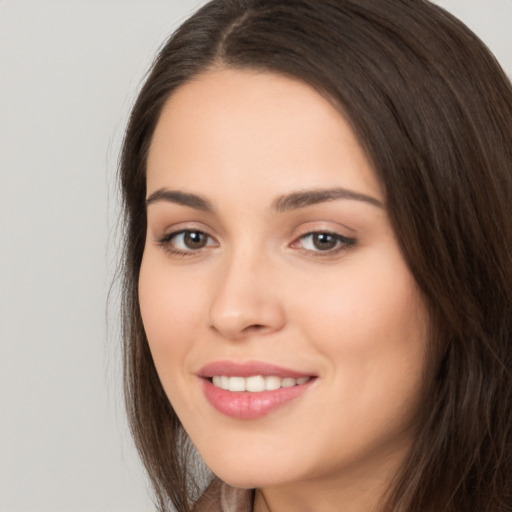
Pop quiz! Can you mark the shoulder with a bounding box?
[192,478,254,512]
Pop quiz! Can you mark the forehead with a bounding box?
[147,68,382,202]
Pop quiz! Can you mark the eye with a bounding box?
[158,229,217,254]
[294,231,356,254]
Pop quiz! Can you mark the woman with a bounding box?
[119,1,512,511]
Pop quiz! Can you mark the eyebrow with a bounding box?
[146,188,213,212]
[145,186,384,212]
[272,188,384,211]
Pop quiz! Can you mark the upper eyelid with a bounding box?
[299,231,350,240]
[155,221,215,239]
[293,231,355,245]
[290,221,356,240]
[160,228,216,243]
[292,220,356,235]
[158,226,351,240]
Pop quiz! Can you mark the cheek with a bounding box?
[296,254,425,348]
[292,250,428,409]
[138,254,204,379]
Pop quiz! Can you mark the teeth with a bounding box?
[228,376,245,392]
[246,375,265,392]
[265,376,281,391]
[211,375,311,392]
[281,377,296,388]
[220,376,229,389]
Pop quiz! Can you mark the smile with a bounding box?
[199,361,316,419]
[211,375,311,392]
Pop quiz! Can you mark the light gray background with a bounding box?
[0,1,510,511]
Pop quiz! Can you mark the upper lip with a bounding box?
[198,360,316,379]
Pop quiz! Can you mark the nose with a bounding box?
[208,249,286,340]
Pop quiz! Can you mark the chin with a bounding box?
[198,444,294,489]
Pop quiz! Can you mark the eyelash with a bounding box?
[157,229,357,257]
[292,231,357,256]
[157,230,217,257]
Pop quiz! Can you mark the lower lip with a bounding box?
[201,378,314,420]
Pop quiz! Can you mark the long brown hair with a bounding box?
[119,1,512,510]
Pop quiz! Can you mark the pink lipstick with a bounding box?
[198,361,316,419]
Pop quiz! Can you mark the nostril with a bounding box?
[245,324,265,332]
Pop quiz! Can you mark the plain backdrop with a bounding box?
[0,1,510,511]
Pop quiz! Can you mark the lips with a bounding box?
[198,361,316,419]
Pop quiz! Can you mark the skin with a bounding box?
[139,68,430,512]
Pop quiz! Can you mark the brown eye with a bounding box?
[312,233,338,251]
[159,229,216,254]
[183,231,208,249]
[296,231,357,254]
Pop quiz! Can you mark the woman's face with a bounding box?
[139,69,429,494]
